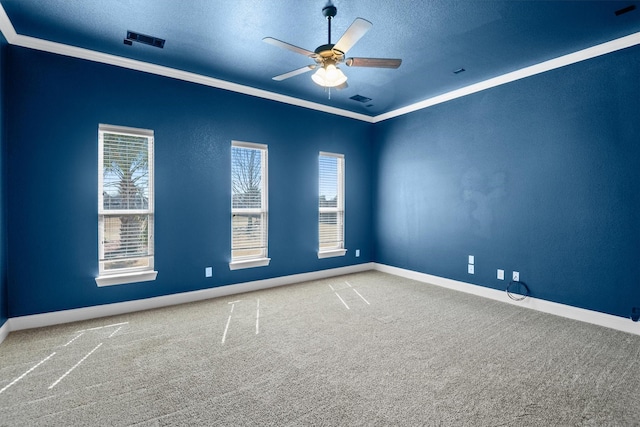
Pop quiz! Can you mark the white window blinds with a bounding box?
[98,125,154,278]
[231,141,269,267]
[319,152,345,256]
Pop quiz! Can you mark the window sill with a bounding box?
[95,270,158,287]
[229,258,271,271]
[318,249,347,259]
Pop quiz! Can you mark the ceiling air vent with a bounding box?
[350,94,372,103]
[125,31,166,48]
[615,5,636,16]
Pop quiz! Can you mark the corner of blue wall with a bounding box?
[0,31,8,328]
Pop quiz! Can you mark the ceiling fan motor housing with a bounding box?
[314,43,345,64]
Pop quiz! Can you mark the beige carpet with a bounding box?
[1,271,639,425]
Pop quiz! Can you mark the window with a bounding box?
[318,152,346,258]
[230,141,270,270]
[96,124,157,286]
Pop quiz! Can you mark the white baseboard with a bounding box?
[373,263,640,336]
[0,319,9,344]
[7,263,374,334]
[2,261,638,346]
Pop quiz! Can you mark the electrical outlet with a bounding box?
[355,249,360,257]
[468,264,475,274]
[205,267,213,278]
[497,269,504,280]
[468,255,474,265]
[512,271,520,281]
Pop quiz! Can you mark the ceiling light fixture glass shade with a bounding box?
[312,63,347,88]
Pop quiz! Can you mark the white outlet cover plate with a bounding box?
[513,271,519,281]
[468,255,474,265]
[497,269,504,280]
[468,264,475,274]
[205,267,213,277]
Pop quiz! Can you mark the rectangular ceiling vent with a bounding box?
[350,94,372,103]
[615,5,636,16]
[126,31,165,48]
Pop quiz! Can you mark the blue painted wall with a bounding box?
[5,42,640,322]
[6,47,373,317]
[374,45,640,319]
[0,33,7,327]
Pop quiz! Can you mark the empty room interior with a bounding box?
[1,1,640,425]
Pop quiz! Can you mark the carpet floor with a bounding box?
[1,271,639,426]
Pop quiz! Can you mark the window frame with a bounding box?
[229,140,270,270]
[96,124,157,286]
[318,151,347,259]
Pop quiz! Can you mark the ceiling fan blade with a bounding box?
[272,65,317,81]
[346,57,402,69]
[333,18,372,54]
[263,37,316,57]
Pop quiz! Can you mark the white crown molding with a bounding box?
[0,2,15,42]
[373,263,640,336]
[1,3,638,124]
[14,34,376,123]
[372,32,640,123]
[0,4,374,123]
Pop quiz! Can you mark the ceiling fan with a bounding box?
[263,4,401,89]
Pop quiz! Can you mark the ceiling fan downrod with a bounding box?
[322,5,337,45]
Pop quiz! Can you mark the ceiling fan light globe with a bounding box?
[311,67,326,86]
[325,64,338,78]
[312,65,347,88]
